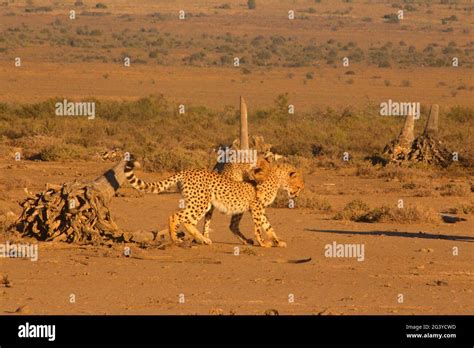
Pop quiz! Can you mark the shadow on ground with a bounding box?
[305,229,474,242]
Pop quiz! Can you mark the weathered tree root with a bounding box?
[16,161,132,243]
[383,104,453,167]
[383,135,452,167]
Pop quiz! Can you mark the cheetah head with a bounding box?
[281,165,304,199]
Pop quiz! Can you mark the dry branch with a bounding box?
[16,161,132,243]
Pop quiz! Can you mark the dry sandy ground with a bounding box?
[2,63,472,111]
[1,161,473,315]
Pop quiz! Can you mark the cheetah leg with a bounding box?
[183,223,212,245]
[261,214,286,248]
[169,209,212,245]
[203,206,214,239]
[229,213,253,245]
[249,202,272,248]
[168,213,181,243]
[179,199,214,245]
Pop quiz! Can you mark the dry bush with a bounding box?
[376,164,439,182]
[444,203,474,215]
[334,199,438,223]
[272,190,332,212]
[0,212,16,234]
[35,144,89,161]
[413,189,435,197]
[355,162,379,177]
[380,205,438,224]
[0,98,472,174]
[334,199,370,221]
[438,183,470,197]
[401,181,436,197]
[377,165,412,181]
[401,182,417,190]
[285,155,319,174]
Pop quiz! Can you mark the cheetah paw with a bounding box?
[201,237,213,245]
[258,240,273,248]
[274,240,287,248]
[240,238,254,245]
[170,235,183,244]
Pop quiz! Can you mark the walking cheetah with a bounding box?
[204,154,282,239]
[124,160,303,247]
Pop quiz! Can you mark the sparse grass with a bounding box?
[334,199,370,221]
[355,162,379,177]
[377,165,411,182]
[272,190,332,211]
[216,4,231,10]
[334,199,438,223]
[438,183,470,197]
[400,181,437,197]
[1,275,11,287]
[0,98,472,174]
[445,203,474,215]
[2,22,473,69]
[34,144,89,161]
[0,212,16,234]
[401,79,411,87]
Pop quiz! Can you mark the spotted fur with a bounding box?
[204,160,304,242]
[124,160,303,247]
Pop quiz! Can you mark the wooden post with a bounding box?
[398,108,415,149]
[240,96,249,150]
[424,104,439,137]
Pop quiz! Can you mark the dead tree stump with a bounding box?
[16,161,132,243]
[383,104,452,167]
[407,134,451,166]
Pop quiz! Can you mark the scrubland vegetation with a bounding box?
[1,96,472,173]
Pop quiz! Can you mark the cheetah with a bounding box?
[124,160,303,247]
[204,154,281,239]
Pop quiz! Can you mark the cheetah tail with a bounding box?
[124,160,180,194]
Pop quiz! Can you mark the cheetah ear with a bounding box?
[263,151,276,163]
[289,171,297,178]
[256,156,271,169]
[274,154,284,161]
[250,157,271,183]
[263,151,284,162]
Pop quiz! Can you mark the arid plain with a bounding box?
[0,0,473,314]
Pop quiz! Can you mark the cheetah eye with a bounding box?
[289,171,296,178]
